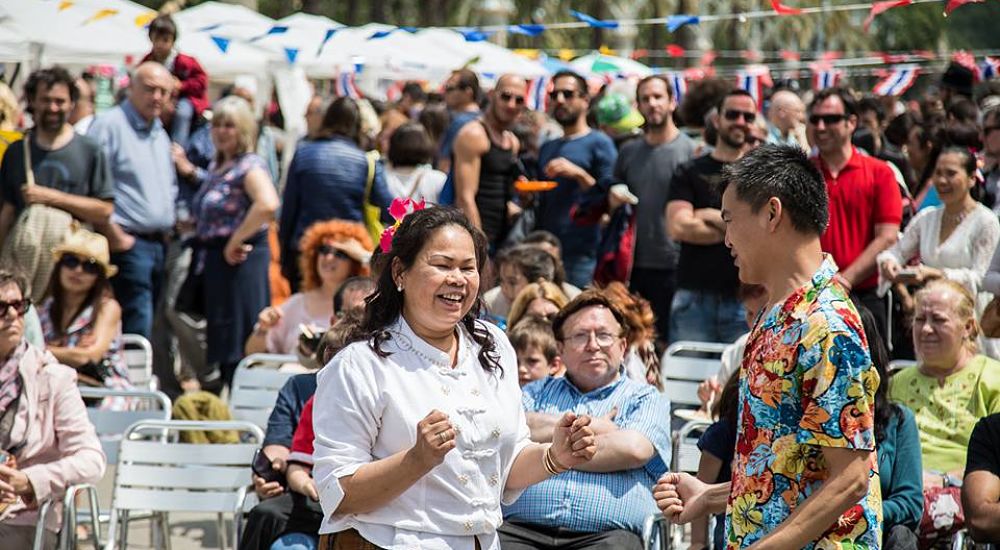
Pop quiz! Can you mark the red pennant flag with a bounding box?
[780,50,801,61]
[821,51,842,61]
[771,0,803,15]
[945,0,985,15]
[700,50,718,66]
[631,49,649,60]
[665,44,686,57]
[915,50,936,60]
[952,50,977,70]
[863,0,911,31]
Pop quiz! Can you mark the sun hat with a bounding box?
[51,224,118,278]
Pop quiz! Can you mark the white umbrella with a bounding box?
[570,52,651,78]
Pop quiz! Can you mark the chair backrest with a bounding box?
[229,355,297,430]
[660,341,728,409]
[79,387,172,464]
[121,333,155,390]
[111,420,263,516]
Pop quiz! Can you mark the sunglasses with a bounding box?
[499,91,525,106]
[548,89,582,102]
[60,253,102,275]
[808,113,848,126]
[0,298,30,317]
[723,109,757,123]
[317,244,351,261]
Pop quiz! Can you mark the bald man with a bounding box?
[766,89,807,148]
[88,61,177,339]
[452,74,527,250]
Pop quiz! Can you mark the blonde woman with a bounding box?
[191,96,279,388]
[506,281,569,330]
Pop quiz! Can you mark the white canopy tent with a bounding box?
[415,28,549,86]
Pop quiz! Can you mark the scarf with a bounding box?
[0,340,26,413]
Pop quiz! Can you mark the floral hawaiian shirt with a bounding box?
[726,255,882,549]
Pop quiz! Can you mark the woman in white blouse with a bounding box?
[312,207,596,550]
[878,146,1000,357]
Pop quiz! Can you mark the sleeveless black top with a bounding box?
[475,121,518,247]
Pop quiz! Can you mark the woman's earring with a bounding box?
[397,284,403,292]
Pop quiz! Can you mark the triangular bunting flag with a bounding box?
[569,10,619,29]
[864,0,911,31]
[284,48,299,64]
[83,8,118,25]
[945,0,985,15]
[317,28,338,56]
[771,1,803,15]
[58,1,74,11]
[666,15,700,33]
[210,36,230,53]
[510,24,546,37]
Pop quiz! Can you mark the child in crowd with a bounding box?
[142,14,209,148]
[508,315,564,386]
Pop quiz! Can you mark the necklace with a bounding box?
[944,204,975,225]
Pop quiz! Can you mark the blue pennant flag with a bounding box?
[569,9,619,29]
[250,25,288,42]
[666,15,700,33]
[197,23,222,32]
[317,28,338,55]
[368,28,395,39]
[210,36,230,53]
[399,26,418,33]
[458,29,493,42]
[284,48,299,64]
[509,24,546,36]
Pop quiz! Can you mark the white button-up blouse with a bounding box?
[313,316,533,550]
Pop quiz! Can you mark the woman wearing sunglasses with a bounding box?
[0,268,104,549]
[244,220,373,359]
[37,226,134,409]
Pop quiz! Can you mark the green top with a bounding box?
[890,354,1000,473]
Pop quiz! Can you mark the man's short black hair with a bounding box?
[401,82,427,103]
[716,88,754,114]
[24,66,79,109]
[551,70,588,98]
[858,96,885,122]
[809,87,858,118]
[718,144,829,236]
[148,14,178,41]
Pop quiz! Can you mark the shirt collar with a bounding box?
[558,365,627,398]
[762,254,840,329]
[814,146,864,177]
[121,99,160,133]
[389,315,472,375]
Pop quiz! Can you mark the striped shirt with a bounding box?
[503,369,671,534]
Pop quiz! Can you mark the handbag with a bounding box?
[362,151,384,245]
[981,296,1000,338]
[174,247,205,317]
[0,134,73,302]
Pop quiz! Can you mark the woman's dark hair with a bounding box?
[712,371,740,424]
[388,123,434,167]
[884,112,915,148]
[148,14,178,41]
[45,259,113,339]
[322,97,361,144]
[355,207,502,374]
[852,298,897,444]
[418,103,450,144]
[936,145,978,176]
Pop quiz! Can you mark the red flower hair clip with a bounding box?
[380,198,426,253]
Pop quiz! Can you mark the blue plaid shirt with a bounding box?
[503,369,671,534]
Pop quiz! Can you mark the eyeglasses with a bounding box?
[60,253,102,275]
[808,113,848,126]
[723,109,757,123]
[498,92,526,106]
[564,330,621,348]
[0,298,30,317]
[548,89,582,102]
[317,244,351,261]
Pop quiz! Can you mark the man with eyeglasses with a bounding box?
[451,74,527,251]
[614,75,696,343]
[501,290,671,550]
[437,68,481,173]
[88,62,177,340]
[807,87,901,333]
[666,89,757,345]
[534,70,618,288]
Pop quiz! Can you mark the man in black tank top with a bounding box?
[452,75,526,251]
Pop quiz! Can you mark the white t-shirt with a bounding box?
[265,293,332,355]
[313,316,532,550]
[386,164,447,204]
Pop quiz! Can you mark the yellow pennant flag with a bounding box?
[558,49,575,61]
[513,49,539,59]
[58,1,74,11]
[598,45,617,56]
[135,12,156,27]
[83,8,118,25]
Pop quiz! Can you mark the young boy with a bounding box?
[142,14,209,148]
[507,315,564,386]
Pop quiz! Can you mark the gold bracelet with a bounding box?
[543,446,567,476]
[548,446,570,473]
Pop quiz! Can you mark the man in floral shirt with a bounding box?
[654,144,882,549]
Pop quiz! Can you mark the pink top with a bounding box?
[265,293,332,355]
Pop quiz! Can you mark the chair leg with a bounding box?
[161,512,173,550]
[217,513,227,550]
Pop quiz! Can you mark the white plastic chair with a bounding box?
[103,419,265,550]
[659,341,728,412]
[642,513,671,550]
[34,484,101,550]
[229,354,297,431]
[79,388,173,464]
[121,334,157,391]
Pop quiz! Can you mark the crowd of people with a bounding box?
[0,10,1000,550]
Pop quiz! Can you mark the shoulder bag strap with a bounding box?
[407,168,427,199]
[363,150,378,205]
[22,132,35,187]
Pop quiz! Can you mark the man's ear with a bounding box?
[767,197,783,231]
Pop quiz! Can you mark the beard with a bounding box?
[37,111,67,133]
[553,106,580,127]
[719,127,746,149]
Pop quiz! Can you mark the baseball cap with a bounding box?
[596,93,644,133]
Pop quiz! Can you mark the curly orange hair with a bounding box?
[298,219,374,291]
[600,281,657,345]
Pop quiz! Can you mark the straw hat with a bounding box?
[51,225,118,278]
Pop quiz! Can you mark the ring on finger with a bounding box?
[438,431,446,443]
